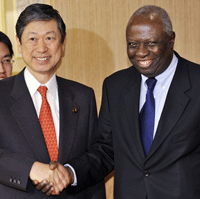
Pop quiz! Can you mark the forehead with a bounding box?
[126,15,165,38]
[0,42,10,57]
[22,20,60,37]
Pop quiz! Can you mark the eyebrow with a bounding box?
[3,54,11,58]
[46,31,56,35]
[28,32,38,35]
[28,31,56,35]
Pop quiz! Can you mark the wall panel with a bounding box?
[55,0,200,109]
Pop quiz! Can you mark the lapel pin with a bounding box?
[72,108,78,113]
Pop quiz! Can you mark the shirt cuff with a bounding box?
[64,164,77,186]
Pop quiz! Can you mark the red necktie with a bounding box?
[38,86,58,161]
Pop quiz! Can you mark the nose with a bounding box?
[136,43,149,57]
[0,62,5,73]
[37,39,48,53]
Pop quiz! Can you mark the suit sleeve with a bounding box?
[0,149,35,191]
[68,80,114,193]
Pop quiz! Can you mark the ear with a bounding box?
[16,36,22,54]
[61,36,66,57]
[170,31,175,49]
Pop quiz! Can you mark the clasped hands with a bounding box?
[29,161,74,196]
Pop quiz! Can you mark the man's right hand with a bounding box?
[30,161,60,195]
[29,161,54,182]
[51,162,74,195]
[32,179,54,196]
[31,161,74,196]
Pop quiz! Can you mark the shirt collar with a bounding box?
[141,53,178,86]
[24,68,58,98]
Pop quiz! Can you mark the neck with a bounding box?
[27,68,55,84]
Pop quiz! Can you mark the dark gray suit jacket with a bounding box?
[69,52,200,199]
[0,69,105,199]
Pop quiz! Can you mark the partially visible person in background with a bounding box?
[0,31,14,80]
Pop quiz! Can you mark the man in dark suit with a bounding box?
[0,3,106,198]
[65,5,200,199]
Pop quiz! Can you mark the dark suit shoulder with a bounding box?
[177,55,200,81]
[180,56,200,67]
[56,76,95,98]
[106,66,136,82]
[57,76,93,89]
[176,51,200,71]
[0,76,16,94]
[185,58,200,72]
[0,75,15,87]
[103,66,139,92]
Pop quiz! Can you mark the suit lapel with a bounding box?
[10,70,49,162]
[147,55,191,159]
[57,77,79,164]
[123,68,146,158]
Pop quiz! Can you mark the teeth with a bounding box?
[138,60,152,67]
[36,57,49,61]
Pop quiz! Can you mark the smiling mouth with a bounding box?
[35,56,51,61]
[138,60,152,67]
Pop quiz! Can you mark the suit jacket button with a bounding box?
[72,108,78,113]
[10,178,13,182]
[143,171,150,177]
[17,180,21,184]
[13,179,17,183]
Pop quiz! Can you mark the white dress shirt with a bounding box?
[139,53,178,138]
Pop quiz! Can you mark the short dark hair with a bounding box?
[0,31,14,57]
[16,3,66,43]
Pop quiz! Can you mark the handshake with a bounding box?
[29,161,74,196]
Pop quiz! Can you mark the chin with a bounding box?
[139,69,156,77]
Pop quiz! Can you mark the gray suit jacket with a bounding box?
[0,69,105,199]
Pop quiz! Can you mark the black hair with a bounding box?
[0,31,14,57]
[16,3,66,43]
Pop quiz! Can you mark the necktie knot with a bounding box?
[38,86,48,99]
[146,78,157,91]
